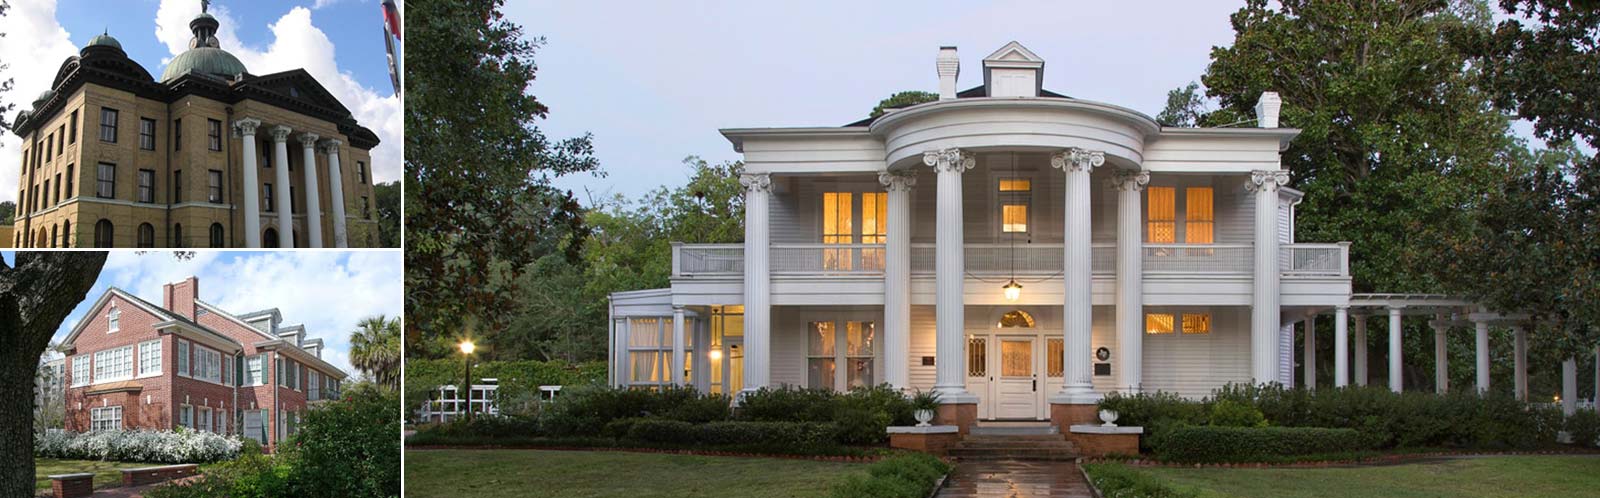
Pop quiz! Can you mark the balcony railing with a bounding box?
[672,242,1348,278]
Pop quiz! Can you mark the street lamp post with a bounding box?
[460,340,475,422]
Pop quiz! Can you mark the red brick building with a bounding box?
[59,276,347,450]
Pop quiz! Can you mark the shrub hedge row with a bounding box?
[826,453,950,498]
[608,418,838,450]
[1148,426,1375,462]
[404,359,605,420]
[1082,463,1199,498]
[35,428,241,463]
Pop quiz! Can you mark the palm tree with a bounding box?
[350,315,401,391]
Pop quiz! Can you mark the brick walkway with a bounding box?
[936,459,1094,498]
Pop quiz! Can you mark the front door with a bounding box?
[993,337,1039,419]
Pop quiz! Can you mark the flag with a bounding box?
[381,0,402,97]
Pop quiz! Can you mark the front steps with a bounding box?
[948,422,1079,460]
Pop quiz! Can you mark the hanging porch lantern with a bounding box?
[1003,280,1023,301]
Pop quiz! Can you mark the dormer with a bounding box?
[303,338,324,358]
[982,41,1045,98]
[278,324,306,347]
[238,308,282,335]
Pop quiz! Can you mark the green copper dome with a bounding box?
[86,33,122,49]
[161,47,247,82]
[33,90,55,108]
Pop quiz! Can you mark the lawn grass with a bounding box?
[404,449,867,498]
[34,458,154,492]
[1133,455,1600,498]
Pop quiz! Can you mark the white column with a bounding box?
[298,133,323,248]
[1112,170,1148,393]
[1303,314,1317,389]
[1334,306,1349,387]
[1050,148,1104,404]
[1513,325,1528,401]
[321,140,349,248]
[1354,314,1368,386]
[1562,358,1577,416]
[1474,318,1490,393]
[1388,306,1404,392]
[879,171,915,391]
[1248,170,1289,384]
[270,126,293,249]
[1432,319,1448,394]
[672,306,686,386]
[1594,345,1598,413]
[235,118,262,248]
[739,173,772,397]
[925,149,977,404]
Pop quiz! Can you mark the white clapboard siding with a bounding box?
[770,307,807,387]
[1141,307,1252,399]
[909,305,938,390]
[1278,322,1295,385]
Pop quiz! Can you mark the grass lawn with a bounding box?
[33,458,153,493]
[404,449,867,498]
[1133,455,1600,498]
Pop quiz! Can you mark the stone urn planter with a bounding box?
[911,389,942,428]
[1099,409,1120,427]
[914,409,936,427]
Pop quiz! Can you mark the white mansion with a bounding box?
[608,43,1590,426]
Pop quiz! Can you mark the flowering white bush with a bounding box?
[34,428,242,463]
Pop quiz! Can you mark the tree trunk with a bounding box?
[0,252,108,497]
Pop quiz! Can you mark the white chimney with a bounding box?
[1255,91,1282,128]
[937,46,959,100]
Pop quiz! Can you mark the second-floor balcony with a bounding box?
[672,242,1349,279]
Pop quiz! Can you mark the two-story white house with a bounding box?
[607,42,1354,430]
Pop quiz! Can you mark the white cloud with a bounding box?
[155,1,401,185]
[0,0,78,204]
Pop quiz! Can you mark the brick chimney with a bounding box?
[163,276,199,319]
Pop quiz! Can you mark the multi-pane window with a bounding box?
[309,371,321,400]
[807,321,836,389]
[1047,338,1065,377]
[967,336,987,377]
[208,170,223,203]
[97,163,116,199]
[69,110,78,144]
[210,223,225,248]
[72,356,90,387]
[99,107,118,143]
[1185,187,1214,244]
[138,340,161,377]
[357,161,367,184]
[94,220,114,248]
[208,119,222,151]
[57,125,64,154]
[1147,187,1176,243]
[137,223,155,248]
[263,183,275,212]
[137,169,155,203]
[195,346,221,383]
[861,192,887,270]
[65,164,74,199]
[177,340,190,377]
[245,354,265,386]
[198,407,212,432]
[180,405,193,429]
[807,320,876,391]
[91,406,122,431]
[46,133,53,158]
[93,345,134,382]
[139,118,156,150]
[1000,178,1031,233]
[822,192,854,270]
[1181,314,1212,334]
[627,317,669,384]
[1145,313,1175,335]
[108,306,120,332]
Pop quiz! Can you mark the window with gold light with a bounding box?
[1185,187,1214,256]
[999,178,1031,234]
[1047,338,1064,377]
[861,192,887,270]
[1147,186,1176,244]
[1145,313,1175,335]
[1181,313,1212,334]
[822,192,854,270]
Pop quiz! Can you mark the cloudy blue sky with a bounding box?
[1,0,402,204]
[7,251,403,381]
[518,1,1548,205]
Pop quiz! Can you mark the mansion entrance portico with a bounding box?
[231,118,353,248]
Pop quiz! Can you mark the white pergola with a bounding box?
[1293,293,1598,415]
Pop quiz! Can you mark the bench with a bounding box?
[48,473,94,498]
[120,464,199,487]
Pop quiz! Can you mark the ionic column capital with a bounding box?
[878,171,917,192]
[268,125,292,142]
[739,173,772,193]
[922,148,975,174]
[1109,169,1150,191]
[297,133,320,147]
[1247,170,1292,193]
[233,118,261,137]
[319,139,343,155]
[1051,147,1104,173]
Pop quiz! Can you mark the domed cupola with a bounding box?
[86,32,122,50]
[160,1,247,83]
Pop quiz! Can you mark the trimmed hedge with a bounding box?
[1082,463,1199,498]
[542,385,731,436]
[826,453,950,498]
[1148,425,1375,463]
[615,418,838,450]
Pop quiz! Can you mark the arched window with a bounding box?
[50,224,58,248]
[263,228,279,248]
[172,223,184,248]
[998,310,1035,328]
[210,223,225,248]
[61,220,71,247]
[94,219,113,248]
[36,228,47,248]
[137,223,155,248]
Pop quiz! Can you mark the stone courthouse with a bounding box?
[10,3,382,248]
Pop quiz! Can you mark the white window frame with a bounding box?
[90,406,122,431]
[246,354,265,386]
[193,346,222,384]
[308,370,321,400]
[177,340,190,377]
[197,406,212,433]
[107,305,120,333]
[137,340,162,378]
[806,318,878,392]
[92,345,133,383]
[179,405,193,429]
[71,356,91,387]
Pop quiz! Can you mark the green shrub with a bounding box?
[287,385,402,498]
[142,453,296,498]
[1566,410,1600,448]
[736,386,837,422]
[695,421,838,448]
[663,392,733,423]
[1082,463,1200,498]
[543,385,730,436]
[624,418,698,445]
[1207,399,1266,427]
[826,453,949,498]
[1149,425,1374,463]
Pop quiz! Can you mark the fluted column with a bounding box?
[1334,306,1349,387]
[1388,306,1404,392]
[298,133,323,248]
[879,171,915,391]
[739,173,772,398]
[1354,314,1368,386]
[1432,318,1449,394]
[270,126,293,249]
[235,118,262,248]
[1112,169,1148,393]
[1304,314,1317,389]
[1051,147,1104,404]
[321,140,349,248]
[1248,170,1289,384]
[925,149,977,403]
[1474,317,1490,393]
[1513,325,1528,401]
[672,306,686,386]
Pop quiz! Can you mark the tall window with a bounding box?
[65,164,74,199]
[210,223,225,248]
[807,320,876,391]
[245,354,265,386]
[357,161,367,184]
[180,405,193,429]
[807,321,836,389]
[309,370,321,400]
[263,228,279,247]
[177,340,190,377]
[137,223,154,248]
[208,119,223,151]
[291,186,298,214]
[999,178,1031,233]
[91,406,122,431]
[137,169,155,203]
[99,107,118,143]
[195,346,221,383]
[263,183,275,212]
[93,345,134,382]
[173,171,182,203]
[208,170,223,203]
[94,219,113,247]
[62,220,71,247]
[138,340,162,376]
[96,163,116,199]
[108,305,120,332]
[57,125,65,154]
[46,133,52,158]
[139,118,156,150]
[174,118,182,150]
[627,317,669,384]
[71,357,90,387]
[861,192,887,270]
[822,192,853,270]
[1184,187,1214,244]
[1147,187,1176,243]
[197,407,212,432]
[69,110,78,144]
